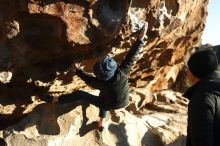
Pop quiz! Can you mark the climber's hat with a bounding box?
[93,56,117,81]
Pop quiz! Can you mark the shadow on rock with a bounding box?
[141,130,186,146]
[3,102,79,136]
[108,123,130,146]
[0,73,50,130]
[78,103,99,137]
[166,135,186,146]
[0,138,7,146]
[141,130,164,146]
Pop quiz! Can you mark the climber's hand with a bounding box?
[138,22,148,41]
[73,63,85,71]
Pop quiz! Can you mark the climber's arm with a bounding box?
[73,64,102,89]
[119,22,148,75]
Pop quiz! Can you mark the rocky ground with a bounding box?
[0,89,188,146]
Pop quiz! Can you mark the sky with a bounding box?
[201,0,220,45]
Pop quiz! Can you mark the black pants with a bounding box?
[58,90,107,118]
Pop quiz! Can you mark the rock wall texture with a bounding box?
[0,0,209,145]
[0,0,208,90]
[1,90,188,146]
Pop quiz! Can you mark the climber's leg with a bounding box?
[38,94,54,103]
[39,90,108,129]
[58,90,105,108]
[98,108,107,129]
[39,90,105,109]
[99,108,107,118]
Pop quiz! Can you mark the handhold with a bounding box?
[89,0,131,37]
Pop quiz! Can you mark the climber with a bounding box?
[39,22,148,130]
[183,48,220,146]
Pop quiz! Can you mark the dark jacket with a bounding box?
[76,39,143,110]
[184,71,220,146]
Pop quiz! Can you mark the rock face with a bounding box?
[0,0,209,145]
[0,0,208,89]
[0,90,188,146]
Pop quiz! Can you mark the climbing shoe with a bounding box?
[38,94,53,103]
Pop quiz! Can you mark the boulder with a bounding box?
[0,89,187,146]
[0,0,208,144]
